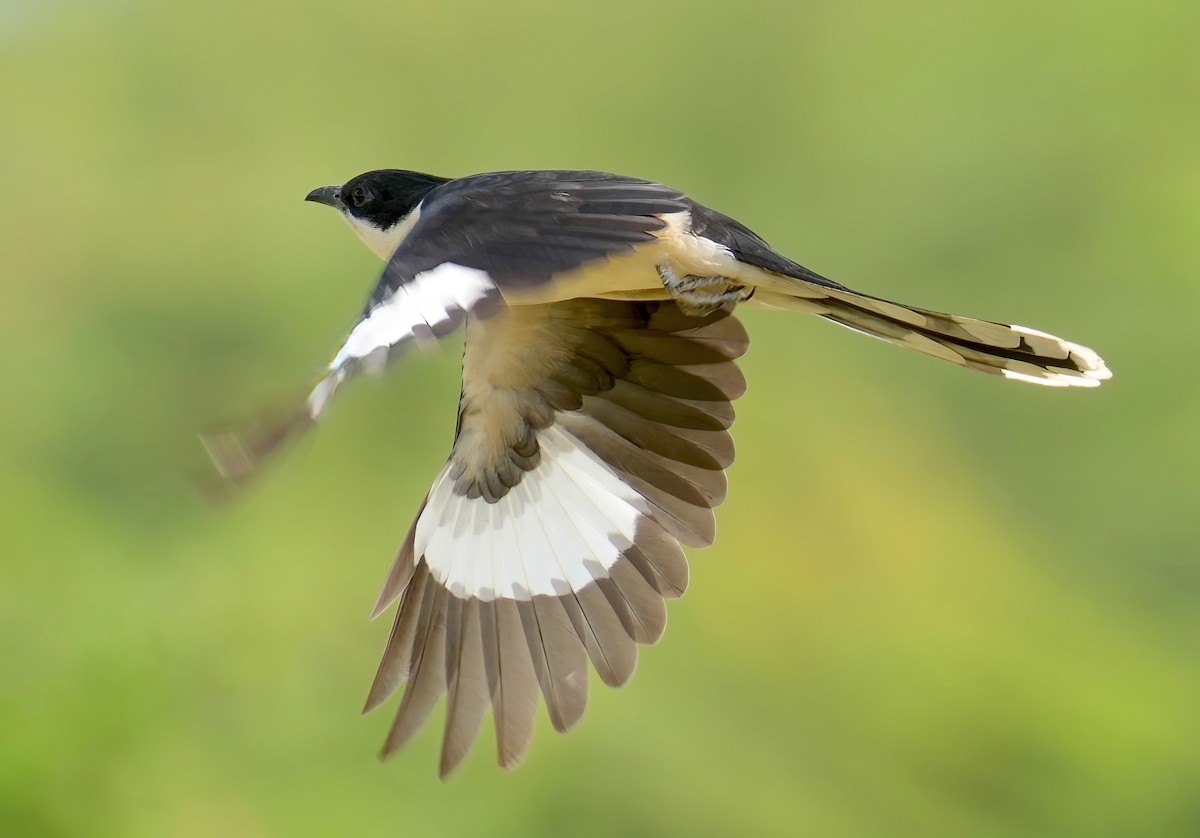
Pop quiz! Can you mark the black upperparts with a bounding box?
[340,169,451,230]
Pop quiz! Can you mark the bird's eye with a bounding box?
[349,185,373,208]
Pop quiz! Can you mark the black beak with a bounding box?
[305,184,343,208]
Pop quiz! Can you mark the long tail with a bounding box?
[753,285,1111,387]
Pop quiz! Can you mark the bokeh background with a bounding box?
[3,0,1198,835]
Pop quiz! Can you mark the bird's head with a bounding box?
[305,169,449,259]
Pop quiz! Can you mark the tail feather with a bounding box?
[754,287,1111,388]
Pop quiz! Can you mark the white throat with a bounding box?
[342,204,423,261]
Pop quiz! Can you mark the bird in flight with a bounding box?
[203,168,1110,777]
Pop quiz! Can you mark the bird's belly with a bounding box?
[498,209,759,307]
[502,242,674,306]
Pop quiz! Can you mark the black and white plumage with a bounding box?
[203,168,1110,776]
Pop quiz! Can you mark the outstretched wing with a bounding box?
[202,171,688,485]
[365,299,748,777]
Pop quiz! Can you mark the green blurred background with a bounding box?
[2,0,1198,835]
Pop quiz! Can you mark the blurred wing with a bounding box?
[202,171,688,486]
[365,299,748,777]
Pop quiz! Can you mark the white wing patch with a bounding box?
[416,425,647,600]
[330,263,495,369]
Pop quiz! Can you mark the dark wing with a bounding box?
[317,172,688,418]
[201,171,687,486]
[370,170,687,302]
[364,299,748,777]
[338,171,688,368]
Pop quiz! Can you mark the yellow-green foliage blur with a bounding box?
[2,1,1197,835]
